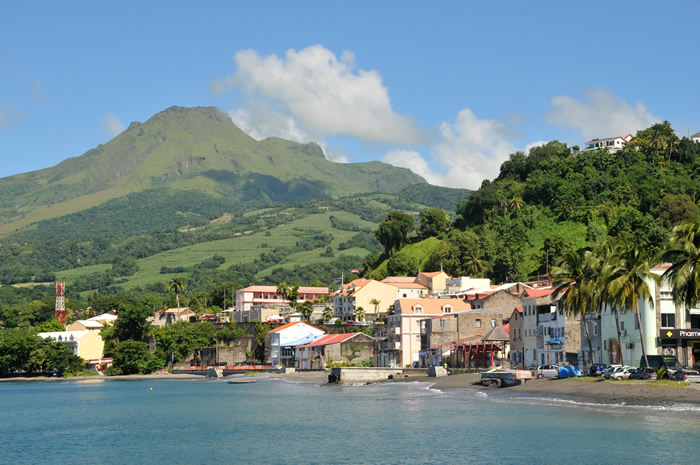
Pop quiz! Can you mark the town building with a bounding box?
[67,319,103,332]
[464,283,524,314]
[382,298,470,368]
[295,332,376,370]
[333,279,399,323]
[444,276,491,294]
[599,264,700,368]
[691,132,700,143]
[37,330,104,361]
[508,307,524,368]
[149,307,195,327]
[87,313,117,326]
[382,276,428,299]
[266,321,325,368]
[415,271,451,294]
[584,134,633,152]
[235,285,329,312]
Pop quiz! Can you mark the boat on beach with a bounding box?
[226,379,257,384]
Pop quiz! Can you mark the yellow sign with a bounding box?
[667,331,673,338]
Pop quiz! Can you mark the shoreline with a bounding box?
[5,371,700,407]
[424,373,700,406]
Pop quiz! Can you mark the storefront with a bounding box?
[659,329,700,367]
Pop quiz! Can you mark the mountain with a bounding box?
[0,106,426,235]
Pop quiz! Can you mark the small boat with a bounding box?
[226,379,257,384]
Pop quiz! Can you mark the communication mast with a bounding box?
[55,281,66,324]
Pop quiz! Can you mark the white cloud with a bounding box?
[525,140,549,152]
[0,104,25,129]
[102,113,125,137]
[212,45,422,145]
[546,89,659,140]
[383,108,517,190]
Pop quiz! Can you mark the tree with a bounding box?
[299,301,313,321]
[386,253,418,276]
[375,211,414,255]
[369,298,381,318]
[418,208,450,239]
[322,306,334,323]
[112,340,151,375]
[276,282,289,306]
[167,277,187,310]
[607,241,659,370]
[288,285,300,311]
[111,303,152,343]
[354,306,366,323]
[660,220,700,309]
[551,247,597,366]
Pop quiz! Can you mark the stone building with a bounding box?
[508,307,524,368]
[295,332,376,370]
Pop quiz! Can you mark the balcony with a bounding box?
[537,314,553,324]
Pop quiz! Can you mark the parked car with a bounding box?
[671,369,700,383]
[611,367,636,380]
[535,365,559,379]
[602,365,623,379]
[590,363,611,376]
[629,367,657,380]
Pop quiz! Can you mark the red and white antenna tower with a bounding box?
[55,281,66,324]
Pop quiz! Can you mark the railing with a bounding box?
[537,314,551,323]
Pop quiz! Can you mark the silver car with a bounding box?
[535,365,559,379]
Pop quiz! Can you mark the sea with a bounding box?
[1,377,699,465]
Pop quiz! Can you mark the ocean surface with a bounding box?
[1,377,699,465]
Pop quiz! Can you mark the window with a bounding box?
[475,319,481,328]
[414,306,423,314]
[491,319,496,328]
[444,305,452,313]
[661,313,675,328]
[593,325,598,336]
[620,321,625,331]
[440,319,445,328]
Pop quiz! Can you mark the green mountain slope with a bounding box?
[0,106,425,235]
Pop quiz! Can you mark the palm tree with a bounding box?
[288,285,300,311]
[608,241,659,370]
[354,306,366,323]
[660,220,700,309]
[276,282,289,305]
[322,306,334,323]
[167,277,187,310]
[369,298,381,319]
[299,301,313,321]
[592,237,625,364]
[551,247,597,366]
[464,248,487,277]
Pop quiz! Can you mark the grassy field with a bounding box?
[55,210,378,290]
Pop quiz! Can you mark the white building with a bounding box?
[266,321,325,367]
[584,134,633,152]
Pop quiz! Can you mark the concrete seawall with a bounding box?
[329,367,429,384]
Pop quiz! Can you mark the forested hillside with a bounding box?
[368,122,700,283]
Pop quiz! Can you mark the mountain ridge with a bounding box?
[0,105,426,235]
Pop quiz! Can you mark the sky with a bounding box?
[1,1,699,189]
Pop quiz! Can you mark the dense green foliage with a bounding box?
[0,327,84,375]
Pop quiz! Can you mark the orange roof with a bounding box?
[397,298,470,315]
[268,321,321,333]
[297,333,361,348]
[502,323,510,334]
[521,288,555,298]
[339,278,374,296]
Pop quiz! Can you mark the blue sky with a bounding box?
[1,1,698,189]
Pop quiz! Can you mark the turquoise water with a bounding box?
[1,378,699,464]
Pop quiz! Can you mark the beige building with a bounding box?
[415,271,451,294]
[508,307,524,368]
[235,285,329,312]
[382,298,470,367]
[38,330,104,361]
[149,307,195,327]
[67,320,103,332]
[334,279,400,323]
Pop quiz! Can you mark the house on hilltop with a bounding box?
[584,134,633,152]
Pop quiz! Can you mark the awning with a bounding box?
[546,340,562,345]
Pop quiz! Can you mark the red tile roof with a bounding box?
[297,333,359,348]
[502,323,510,334]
